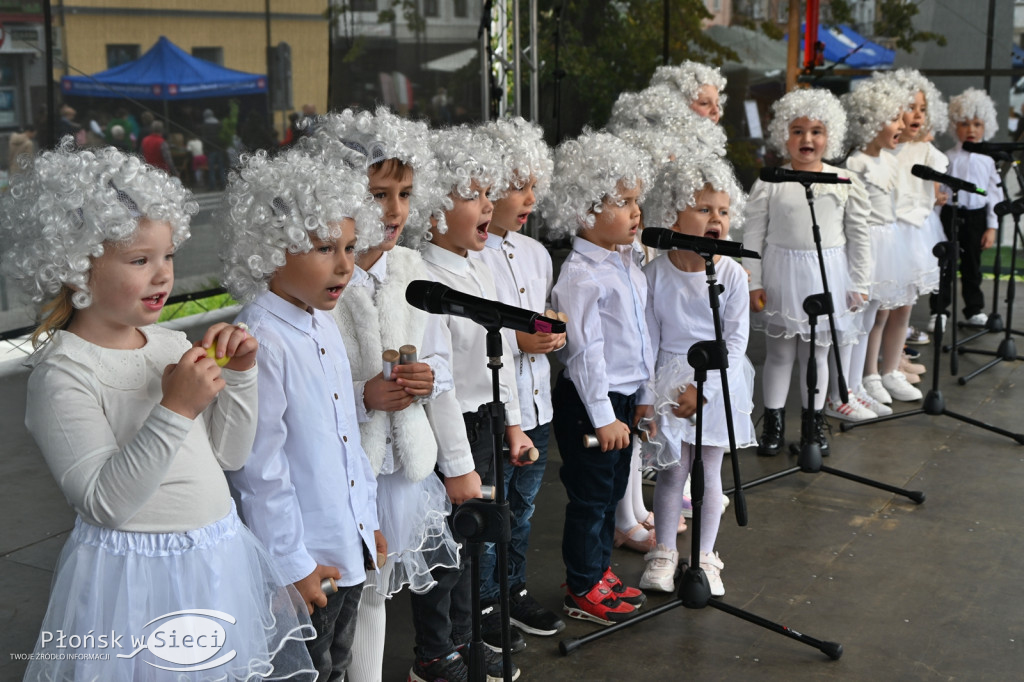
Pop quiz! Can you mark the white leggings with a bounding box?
[653,444,725,555]
[762,335,829,410]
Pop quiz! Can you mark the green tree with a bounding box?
[829,0,946,53]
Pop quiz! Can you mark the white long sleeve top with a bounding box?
[944,143,1005,227]
[551,236,654,429]
[743,162,873,294]
[25,325,257,532]
[229,292,379,587]
[891,141,948,227]
[844,150,899,226]
[472,231,554,432]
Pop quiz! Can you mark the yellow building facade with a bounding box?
[56,0,328,128]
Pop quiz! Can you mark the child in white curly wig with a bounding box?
[638,152,755,598]
[471,116,566,648]
[1,141,317,681]
[835,78,920,422]
[650,60,728,123]
[544,128,654,626]
[932,87,1005,330]
[221,147,386,682]
[413,123,529,682]
[746,88,872,457]
[302,108,460,682]
[874,69,948,361]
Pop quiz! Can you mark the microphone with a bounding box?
[641,227,761,260]
[910,164,986,196]
[962,141,1024,157]
[759,167,851,185]
[406,280,567,334]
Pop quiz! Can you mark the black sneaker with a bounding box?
[481,602,527,653]
[408,650,469,682]
[456,642,521,682]
[508,586,566,635]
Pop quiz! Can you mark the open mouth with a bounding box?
[326,285,344,299]
[383,225,399,241]
[799,146,814,155]
[704,227,721,239]
[143,293,166,311]
[476,221,490,239]
[517,211,531,225]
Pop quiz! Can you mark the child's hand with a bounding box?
[294,564,342,615]
[671,386,701,420]
[199,322,257,372]
[393,362,434,398]
[515,330,564,355]
[633,404,657,440]
[363,372,417,412]
[373,530,388,568]
[981,228,997,249]
[160,347,225,419]
[595,420,631,452]
[935,184,949,207]
[847,291,866,312]
[443,470,482,505]
[749,288,767,313]
[505,424,534,467]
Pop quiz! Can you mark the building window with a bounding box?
[351,0,376,10]
[454,0,468,18]
[191,47,223,66]
[424,0,439,17]
[106,44,140,68]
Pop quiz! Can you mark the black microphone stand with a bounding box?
[451,325,516,682]
[734,182,924,503]
[841,192,1024,445]
[558,250,841,661]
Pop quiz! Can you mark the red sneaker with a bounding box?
[562,582,637,626]
[601,567,647,607]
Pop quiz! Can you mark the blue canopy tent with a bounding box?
[796,23,896,70]
[61,36,267,100]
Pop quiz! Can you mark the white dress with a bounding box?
[892,141,945,294]
[643,255,757,469]
[23,326,315,682]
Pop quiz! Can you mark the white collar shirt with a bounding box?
[945,143,1005,227]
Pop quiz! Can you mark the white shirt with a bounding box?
[25,325,257,532]
[844,150,899,226]
[892,141,948,227]
[472,231,553,431]
[551,236,654,428]
[944,143,1005,227]
[743,162,873,293]
[230,291,379,587]
[420,242,522,427]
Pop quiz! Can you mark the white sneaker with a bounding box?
[965,313,988,327]
[862,374,892,404]
[926,314,946,334]
[640,544,679,592]
[824,393,877,422]
[721,494,730,513]
[855,386,892,416]
[699,550,725,597]
[881,370,923,401]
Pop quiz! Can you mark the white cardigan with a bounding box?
[334,246,445,482]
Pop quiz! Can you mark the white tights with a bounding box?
[762,335,829,410]
[348,583,386,682]
[615,439,651,531]
[653,444,725,555]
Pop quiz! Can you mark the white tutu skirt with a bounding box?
[897,215,941,296]
[868,222,919,309]
[25,505,316,682]
[641,349,758,470]
[753,244,863,347]
[373,470,459,597]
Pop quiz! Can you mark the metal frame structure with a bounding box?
[480,0,539,122]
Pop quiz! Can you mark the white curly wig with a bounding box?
[429,124,508,234]
[767,88,847,161]
[608,85,691,131]
[0,138,196,309]
[875,68,948,136]
[303,107,444,245]
[614,115,728,169]
[947,87,999,140]
[842,78,909,151]
[479,116,553,200]
[540,128,652,239]
[649,60,728,111]
[642,151,747,233]
[219,147,382,303]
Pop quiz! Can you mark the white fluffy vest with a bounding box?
[334,246,438,481]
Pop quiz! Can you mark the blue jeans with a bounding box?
[551,373,635,595]
[478,422,551,603]
[307,582,363,681]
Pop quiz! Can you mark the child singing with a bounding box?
[3,142,315,681]
[746,89,871,456]
[639,152,756,597]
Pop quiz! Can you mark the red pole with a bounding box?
[804,0,820,71]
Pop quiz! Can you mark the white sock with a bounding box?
[348,584,386,682]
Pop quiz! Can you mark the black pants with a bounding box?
[408,409,499,660]
[932,205,989,317]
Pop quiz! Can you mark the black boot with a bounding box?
[813,409,831,456]
[796,408,831,457]
[757,407,785,456]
